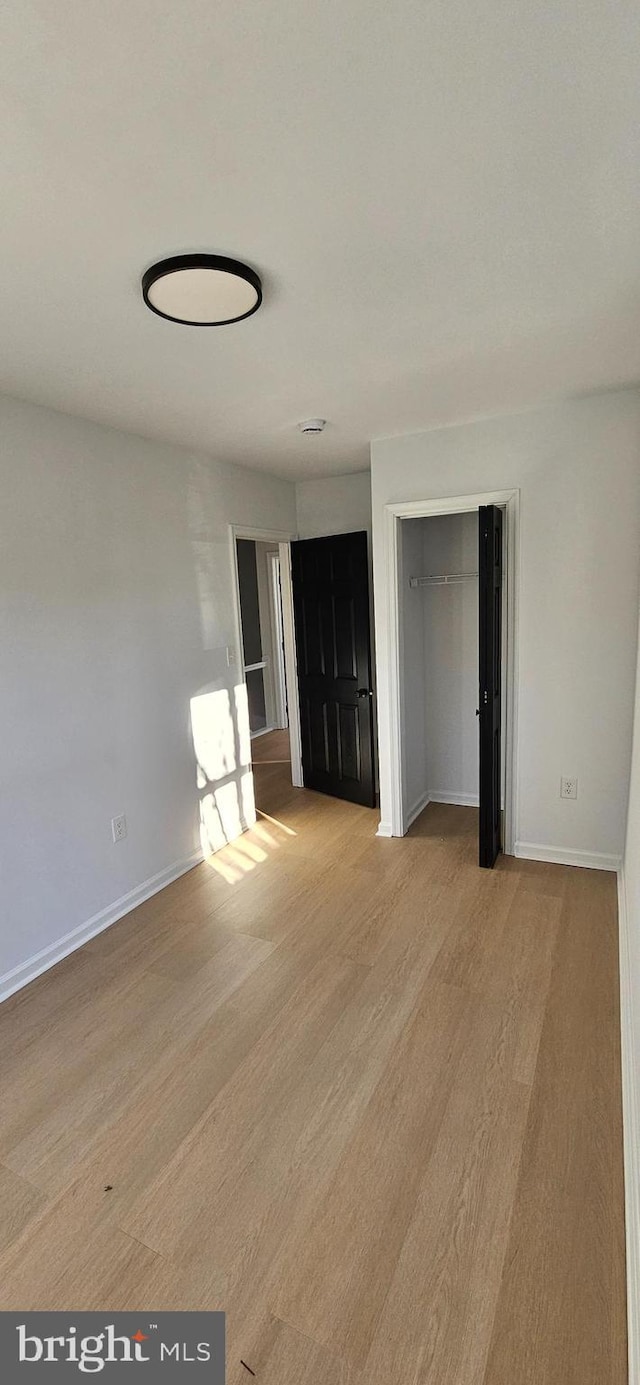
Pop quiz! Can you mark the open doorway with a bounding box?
[382,490,518,864]
[236,537,286,740]
[400,511,480,820]
[231,524,378,819]
[230,525,303,811]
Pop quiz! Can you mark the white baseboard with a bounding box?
[0,847,205,1005]
[406,790,431,829]
[380,790,479,837]
[515,841,621,872]
[618,867,639,1385]
[376,820,394,838]
[429,790,480,808]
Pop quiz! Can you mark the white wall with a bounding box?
[422,512,479,804]
[372,389,640,864]
[621,602,640,1367]
[0,394,295,993]
[295,470,371,539]
[399,519,427,823]
[623,615,640,1022]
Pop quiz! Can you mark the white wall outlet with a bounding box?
[226,645,236,666]
[560,777,578,800]
[111,813,127,843]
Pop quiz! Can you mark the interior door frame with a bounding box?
[382,489,519,854]
[229,525,303,788]
[268,551,288,729]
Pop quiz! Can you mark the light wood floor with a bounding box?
[0,732,626,1383]
[249,727,291,764]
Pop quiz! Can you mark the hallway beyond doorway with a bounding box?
[251,727,291,764]
[251,728,293,816]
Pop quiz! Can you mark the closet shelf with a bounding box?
[409,572,478,588]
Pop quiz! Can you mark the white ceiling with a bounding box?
[1,1,639,479]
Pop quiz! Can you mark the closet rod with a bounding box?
[409,572,478,588]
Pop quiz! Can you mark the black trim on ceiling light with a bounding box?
[141,253,262,326]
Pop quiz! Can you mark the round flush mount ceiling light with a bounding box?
[141,253,262,326]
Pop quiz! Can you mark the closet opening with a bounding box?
[383,491,518,867]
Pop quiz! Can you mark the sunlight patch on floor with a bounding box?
[257,810,297,837]
[202,803,299,886]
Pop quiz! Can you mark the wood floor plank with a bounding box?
[122,953,369,1266]
[0,965,177,1159]
[50,946,315,1216]
[250,729,292,762]
[140,950,452,1341]
[0,1186,170,1312]
[0,738,626,1384]
[482,868,626,1385]
[0,948,127,1062]
[361,1000,532,1384]
[0,1164,45,1258]
[272,981,476,1366]
[227,1313,356,1385]
[3,934,273,1191]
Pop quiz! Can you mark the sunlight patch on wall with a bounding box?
[191,687,238,783]
[233,681,252,769]
[198,772,256,858]
[191,680,256,864]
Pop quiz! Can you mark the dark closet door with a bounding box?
[291,531,376,807]
[478,505,503,868]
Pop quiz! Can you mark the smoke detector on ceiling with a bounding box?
[298,418,326,435]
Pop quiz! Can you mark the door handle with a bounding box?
[357,688,373,698]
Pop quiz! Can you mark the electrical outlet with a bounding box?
[111,813,127,843]
[560,777,578,800]
[226,645,236,666]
